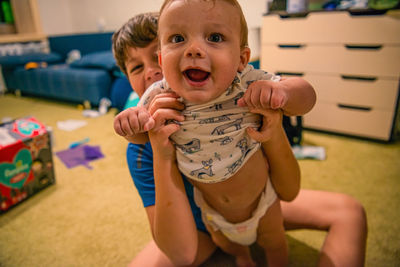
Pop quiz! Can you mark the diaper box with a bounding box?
[0,116,55,213]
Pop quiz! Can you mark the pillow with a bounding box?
[110,76,135,111]
[0,52,63,68]
[70,51,117,71]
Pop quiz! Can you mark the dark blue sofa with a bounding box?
[0,32,130,107]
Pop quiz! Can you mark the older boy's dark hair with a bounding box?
[112,12,159,75]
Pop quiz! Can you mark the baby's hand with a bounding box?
[237,80,288,110]
[113,106,155,137]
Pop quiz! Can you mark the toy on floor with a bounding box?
[55,144,104,169]
[24,62,48,70]
[82,98,112,118]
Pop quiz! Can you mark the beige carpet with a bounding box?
[0,94,399,266]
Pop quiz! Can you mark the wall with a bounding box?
[38,0,267,35]
[37,0,74,35]
[37,0,266,57]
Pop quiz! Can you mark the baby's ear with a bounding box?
[238,47,250,71]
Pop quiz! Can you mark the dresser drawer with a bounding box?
[304,101,396,140]
[262,10,400,45]
[304,74,399,110]
[261,45,400,77]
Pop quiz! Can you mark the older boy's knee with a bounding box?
[337,195,367,230]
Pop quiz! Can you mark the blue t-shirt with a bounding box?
[126,142,207,233]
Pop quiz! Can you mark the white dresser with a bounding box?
[261,10,400,141]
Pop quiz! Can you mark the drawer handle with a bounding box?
[276,71,304,77]
[278,44,305,49]
[278,12,310,19]
[337,103,372,112]
[341,75,377,82]
[345,44,382,50]
[348,9,388,16]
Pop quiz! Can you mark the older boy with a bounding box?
[113,9,367,267]
[118,1,308,266]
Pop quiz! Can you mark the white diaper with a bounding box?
[193,178,277,245]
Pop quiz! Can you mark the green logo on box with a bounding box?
[0,149,32,189]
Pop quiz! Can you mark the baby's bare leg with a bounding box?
[204,223,256,267]
[257,199,288,267]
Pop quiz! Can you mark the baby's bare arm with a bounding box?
[238,77,316,116]
[113,106,153,144]
[278,77,316,116]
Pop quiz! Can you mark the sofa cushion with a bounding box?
[0,52,63,68]
[14,64,112,105]
[70,51,117,71]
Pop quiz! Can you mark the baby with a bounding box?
[114,0,311,266]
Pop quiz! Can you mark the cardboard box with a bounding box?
[0,117,55,213]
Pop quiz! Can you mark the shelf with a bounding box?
[0,0,46,44]
[0,33,46,43]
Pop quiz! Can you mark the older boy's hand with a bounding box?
[114,106,155,137]
[146,92,185,131]
[237,80,288,110]
[147,92,185,159]
[148,122,180,160]
[247,108,283,143]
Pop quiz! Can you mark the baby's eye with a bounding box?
[171,35,185,43]
[208,33,223,43]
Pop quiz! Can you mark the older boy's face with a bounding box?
[158,0,249,104]
[124,40,162,97]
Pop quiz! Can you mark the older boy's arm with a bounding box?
[248,109,300,201]
[153,156,198,265]
[122,133,149,144]
[279,77,316,116]
[149,126,198,266]
[262,125,300,201]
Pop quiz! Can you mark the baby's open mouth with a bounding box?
[184,69,210,83]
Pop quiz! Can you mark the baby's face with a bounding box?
[158,0,249,104]
[124,40,162,97]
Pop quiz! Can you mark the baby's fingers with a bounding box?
[270,90,287,109]
[114,117,126,136]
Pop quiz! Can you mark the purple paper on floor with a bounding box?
[55,145,104,169]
